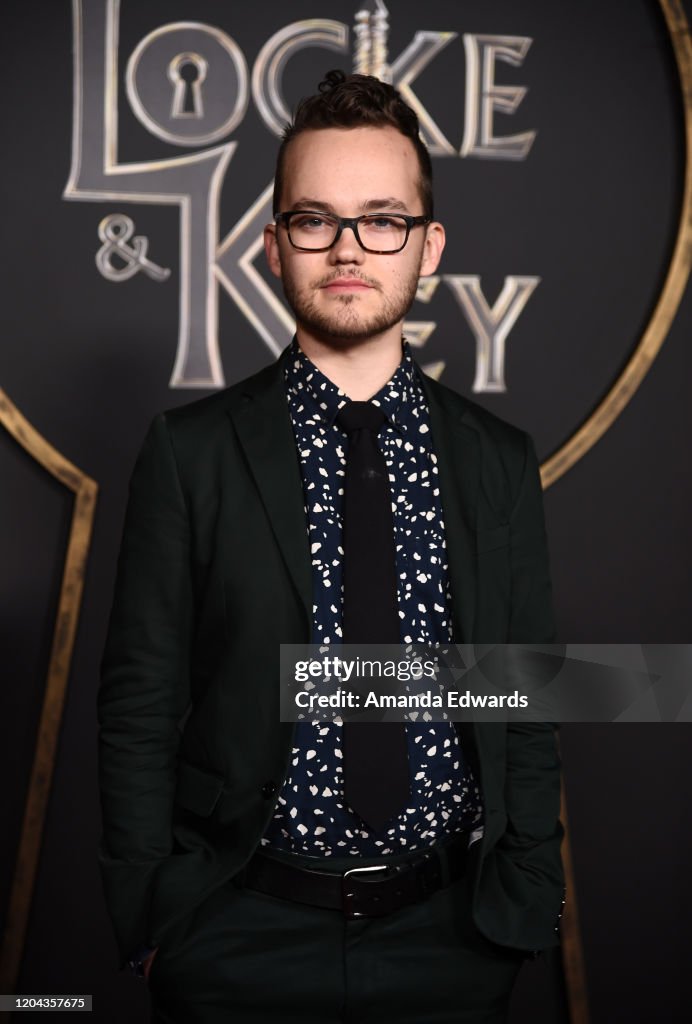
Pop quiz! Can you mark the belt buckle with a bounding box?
[342,864,391,919]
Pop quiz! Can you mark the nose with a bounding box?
[328,223,365,265]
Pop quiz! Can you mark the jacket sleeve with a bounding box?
[499,432,564,946]
[98,413,193,964]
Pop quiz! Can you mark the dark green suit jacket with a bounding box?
[98,348,565,965]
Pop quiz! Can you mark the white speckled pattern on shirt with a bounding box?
[261,340,483,856]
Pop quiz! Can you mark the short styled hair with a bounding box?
[272,69,434,219]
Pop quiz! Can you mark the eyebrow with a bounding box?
[291,197,411,214]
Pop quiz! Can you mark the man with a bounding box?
[99,71,564,1023]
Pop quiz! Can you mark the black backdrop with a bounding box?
[1,1,691,1021]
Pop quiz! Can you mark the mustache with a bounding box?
[314,271,380,289]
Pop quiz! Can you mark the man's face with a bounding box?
[264,126,444,345]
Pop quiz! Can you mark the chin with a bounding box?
[304,320,398,344]
[295,303,405,343]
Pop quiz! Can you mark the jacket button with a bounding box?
[261,781,277,799]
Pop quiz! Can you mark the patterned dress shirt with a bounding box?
[261,339,483,856]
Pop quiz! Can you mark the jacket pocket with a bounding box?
[174,759,228,817]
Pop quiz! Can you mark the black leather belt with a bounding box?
[242,831,470,919]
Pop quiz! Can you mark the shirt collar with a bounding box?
[284,337,420,430]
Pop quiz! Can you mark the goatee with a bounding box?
[281,268,421,343]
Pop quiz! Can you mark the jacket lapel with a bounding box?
[418,371,480,644]
[226,353,313,627]
[417,370,484,772]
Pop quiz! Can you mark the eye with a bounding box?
[362,215,405,230]
[293,213,332,230]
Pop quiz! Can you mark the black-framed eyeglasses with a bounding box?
[275,210,431,254]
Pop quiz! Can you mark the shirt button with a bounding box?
[261,781,278,799]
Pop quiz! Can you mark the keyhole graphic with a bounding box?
[168,52,208,118]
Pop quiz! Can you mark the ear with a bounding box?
[419,221,445,277]
[264,222,282,279]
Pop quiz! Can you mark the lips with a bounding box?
[321,278,373,291]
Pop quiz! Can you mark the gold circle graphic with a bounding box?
[541,0,692,488]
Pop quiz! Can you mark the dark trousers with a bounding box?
[149,852,523,1023]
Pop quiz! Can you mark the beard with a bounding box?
[280,263,422,343]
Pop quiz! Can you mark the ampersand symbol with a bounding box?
[95,214,170,282]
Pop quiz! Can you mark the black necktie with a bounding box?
[336,401,409,832]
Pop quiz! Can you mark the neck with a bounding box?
[295,326,404,400]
